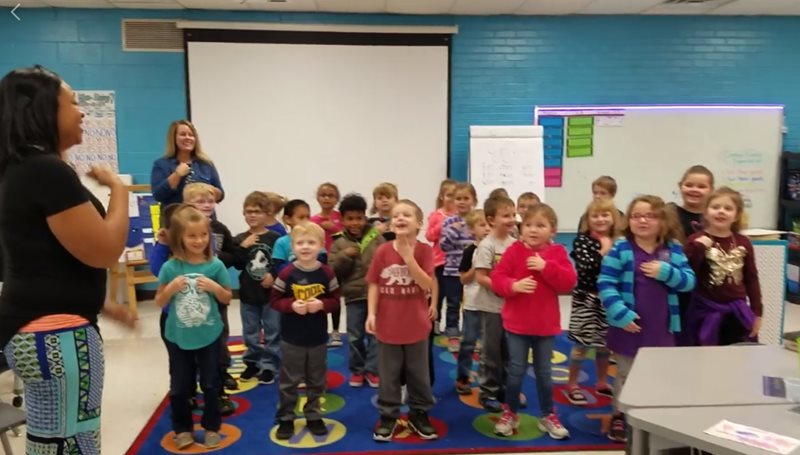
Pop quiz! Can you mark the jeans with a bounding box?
[506,332,555,416]
[346,300,378,375]
[240,301,281,373]
[456,310,481,380]
[166,336,222,433]
[441,275,463,336]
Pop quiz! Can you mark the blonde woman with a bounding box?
[150,120,224,206]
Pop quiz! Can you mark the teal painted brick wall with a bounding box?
[1,10,798,185]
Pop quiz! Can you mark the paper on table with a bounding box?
[705,420,800,454]
[128,193,139,218]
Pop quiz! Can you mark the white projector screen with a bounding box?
[186,36,449,234]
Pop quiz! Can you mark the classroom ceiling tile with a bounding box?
[43,0,114,6]
[0,0,48,6]
[240,0,317,11]
[577,0,664,14]
[110,0,182,7]
[450,0,526,15]
[709,0,800,15]
[643,0,740,14]
[386,0,456,15]
[175,0,247,9]
[314,0,386,14]
[515,0,594,15]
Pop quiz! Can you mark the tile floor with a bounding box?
[3,297,800,455]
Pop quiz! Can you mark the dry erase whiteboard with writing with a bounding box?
[468,125,545,205]
[535,105,784,231]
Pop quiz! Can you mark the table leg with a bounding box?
[630,426,648,455]
[124,265,139,319]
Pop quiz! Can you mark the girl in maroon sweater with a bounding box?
[684,187,762,345]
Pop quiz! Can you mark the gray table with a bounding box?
[628,405,800,455]
[619,345,798,413]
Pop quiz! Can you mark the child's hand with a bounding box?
[260,273,274,288]
[451,221,463,231]
[526,253,546,271]
[241,233,258,248]
[694,235,714,248]
[511,277,537,294]
[427,304,438,322]
[640,260,662,279]
[196,277,220,294]
[623,316,642,333]
[396,236,415,261]
[156,228,169,245]
[749,317,762,338]
[375,222,387,233]
[320,220,335,231]
[599,236,613,255]
[167,276,188,294]
[306,298,324,313]
[344,246,359,258]
[292,300,308,315]
[365,314,377,334]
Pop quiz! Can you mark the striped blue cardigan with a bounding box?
[598,238,696,333]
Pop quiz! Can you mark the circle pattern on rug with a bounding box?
[193,396,251,420]
[160,423,241,453]
[472,413,544,441]
[269,418,346,448]
[327,352,345,369]
[433,335,449,348]
[552,385,613,408]
[294,393,345,416]
[526,365,586,384]
[326,371,346,389]
[568,410,615,437]
[438,351,457,365]
[388,415,449,444]
[528,349,568,364]
[457,388,484,410]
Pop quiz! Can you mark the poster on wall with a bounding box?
[68,90,118,174]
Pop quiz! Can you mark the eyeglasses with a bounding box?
[630,213,658,221]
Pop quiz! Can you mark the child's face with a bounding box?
[243,204,269,229]
[469,219,491,242]
[706,195,738,232]
[454,191,475,215]
[391,203,421,237]
[592,185,612,201]
[490,206,517,236]
[520,213,555,248]
[629,202,662,241]
[187,195,215,218]
[182,221,209,256]
[292,233,322,262]
[374,194,396,215]
[680,173,713,208]
[285,206,310,228]
[342,210,367,237]
[440,184,456,212]
[317,186,339,211]
[517,197,538,216]
[588,210,613,235]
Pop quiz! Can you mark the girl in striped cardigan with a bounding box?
[598,195,696,443]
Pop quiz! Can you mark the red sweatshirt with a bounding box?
[491,241,577,336]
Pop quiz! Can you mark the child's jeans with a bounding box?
[346,299,378,375]
[240,301,281,373]
[505,332,555,416]
[166,337,222,433]
[456,310,481,381]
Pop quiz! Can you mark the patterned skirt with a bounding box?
[567,290,609,347]
[3,324,104,455]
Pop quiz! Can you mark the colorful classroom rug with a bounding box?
[127,334,623,454]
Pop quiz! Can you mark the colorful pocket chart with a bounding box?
[540,116,565,188]
[566,116,594,158]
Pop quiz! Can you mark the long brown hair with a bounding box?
[168,204,213,261]
[704,186,745,233]
[624,195,683,244]
[434,178,457,209]
[163,120,213,164]
[579,199,623,237]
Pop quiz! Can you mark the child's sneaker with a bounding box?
[307,419,328,436]
[276,421,294,440]
[538,413,570,440]
[219,395,235,416]
[519,392,528,408]
[455,378,472,395]
[447,336,460,353]
[608,414,627,442]
[223,372,238,390]
[174,432,194,449]
[240,364,259,382]
[480,397,503,413]
[328,331,343,348]
[258,370,275,385]
[566,387,588,406]
[408,410,438,440]
[596,385,614,398]
[493,406,519,437]
[366,372,380,388]
[373,416,397,442]
[204,431,221,448]
[349,374,365,387]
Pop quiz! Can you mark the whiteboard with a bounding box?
[468,125,545,206]
[534,106,784,231]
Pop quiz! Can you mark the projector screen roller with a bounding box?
[186,36,450,234]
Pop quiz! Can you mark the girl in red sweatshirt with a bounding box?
[490,204,577,440]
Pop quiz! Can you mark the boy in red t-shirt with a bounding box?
[366,199,438,442]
